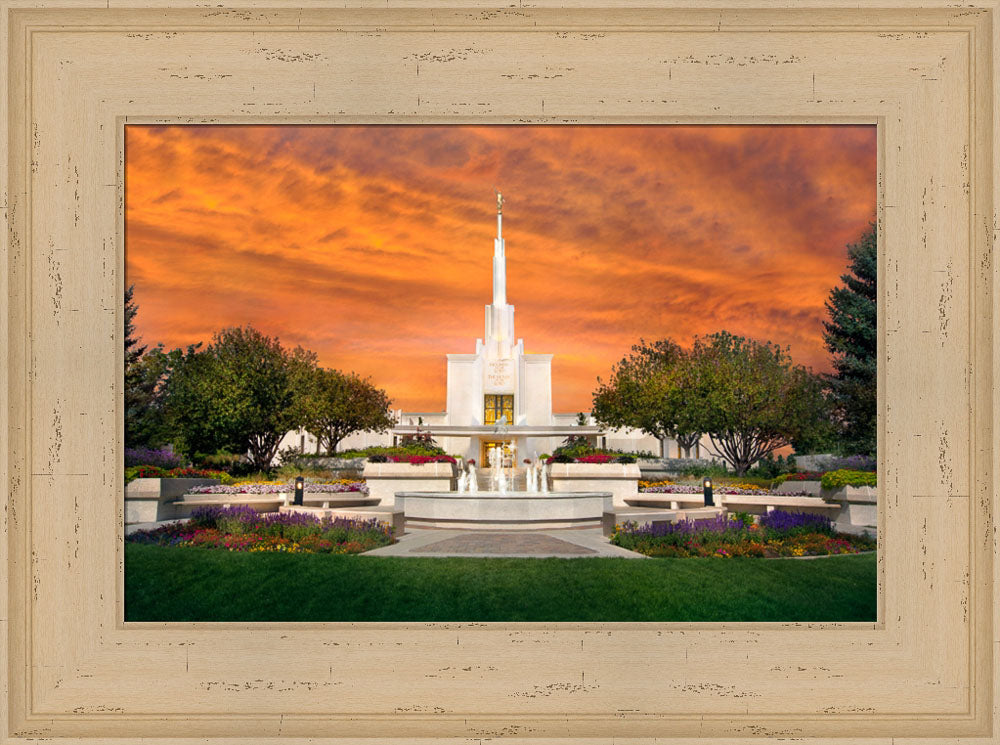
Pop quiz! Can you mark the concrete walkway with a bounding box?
[363,527,647,559]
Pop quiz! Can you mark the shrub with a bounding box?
[745,453,797,480]
[675,462,730,479]
[387,455,456,465]
[546,436,649,464]
[828,454,876,472]
[339,443,448,459]
[124,447,184,469]
[820,469,877,489]
[655,457,716,472]
[731,511,754,527]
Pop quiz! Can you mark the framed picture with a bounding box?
[2,2,996,742]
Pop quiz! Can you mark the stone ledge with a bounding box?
[719,494,842,516]
[625,493,705,509]
[124,477,221,523]
[547,462,641,478]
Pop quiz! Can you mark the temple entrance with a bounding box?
[480,440,514,468]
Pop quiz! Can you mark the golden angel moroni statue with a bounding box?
[496,190,504,214]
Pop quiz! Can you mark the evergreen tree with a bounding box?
[124,285,150,448]
[822,223,877,456]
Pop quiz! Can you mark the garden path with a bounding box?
[364,528,647,559]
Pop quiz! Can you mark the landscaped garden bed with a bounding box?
[187,478,368,495]
[125,465,232,484]
[611,510,875,558]
[639,480,812,497]
[126,505,393,554]
[367,454,457,464]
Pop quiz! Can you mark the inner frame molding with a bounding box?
[2,2,996,742]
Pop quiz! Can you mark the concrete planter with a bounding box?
[362,461,457,507]
[124,477,220,524]
[172,491,378,518]
[548,462,641,507]
[821,484,877,528]
[719,493,842,517]
[775,480,823,496]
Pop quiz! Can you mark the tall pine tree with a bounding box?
[822,223,877,456]
[124,285,148,448]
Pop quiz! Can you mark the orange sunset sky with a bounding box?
[125,124,876,414]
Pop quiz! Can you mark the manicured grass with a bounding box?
[125,543,876,622]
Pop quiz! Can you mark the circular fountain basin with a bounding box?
[394,491,613,530]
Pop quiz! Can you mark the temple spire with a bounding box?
[496,189,504,238]
[483,190,516,359]
[492,190,506,306]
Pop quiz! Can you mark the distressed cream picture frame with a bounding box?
[2,1,997,742]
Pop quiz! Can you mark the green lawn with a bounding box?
[125,543,876,622]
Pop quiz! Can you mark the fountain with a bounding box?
[468,461,479,494]
[394,453,610,530]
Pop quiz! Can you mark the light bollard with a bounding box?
[702,477,714,507]
[294,476,305,506]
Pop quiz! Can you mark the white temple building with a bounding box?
[281,193,703,464]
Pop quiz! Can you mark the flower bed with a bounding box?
[640,484,810,497]
[125,465,231,484]
[611,510,875,558]
[776,471,826,483]
[367,454,457,464]
[547,453,637,464]
[775,468,878,487]
[639,479,675,489]
[188,480,368,495]
[126,505,393,554]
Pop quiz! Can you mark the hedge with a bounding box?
[820,469,877,489]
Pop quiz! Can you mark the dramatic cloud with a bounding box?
[125,124,876,412]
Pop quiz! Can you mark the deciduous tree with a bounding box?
[687,332,828,475]
[160,326,316,470]
[300,369,394,455]
[592,339,701,457]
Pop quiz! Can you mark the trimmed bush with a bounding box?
[820,469,877,489]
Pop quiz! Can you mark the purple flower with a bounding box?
[125,447,183,469]
[758,510,832,534]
